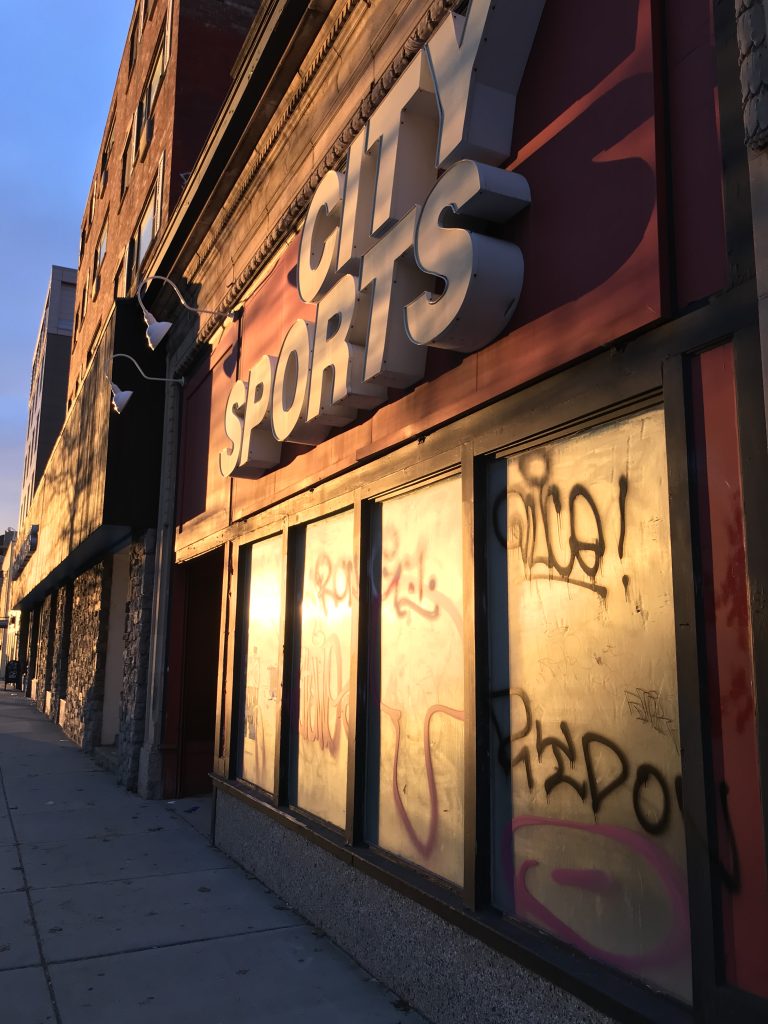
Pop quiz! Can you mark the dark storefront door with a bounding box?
[165,547,224,797]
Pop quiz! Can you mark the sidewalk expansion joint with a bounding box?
[41,923,305,967]
[27,863,238,893]
[0,763,64,1024]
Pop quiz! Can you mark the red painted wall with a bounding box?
[690,344,768,1000]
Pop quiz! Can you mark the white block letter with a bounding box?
[426,0,546,168]
[297,170,344,303]
[366,50,439,237]
[360,207,429,387]
[271,319,328,445]
[219,378,247,477]
[307,274,387,426]
[338,127,378,275]
[239,355,282,472]
[406,160,530,353]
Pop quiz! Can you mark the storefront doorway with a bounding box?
[164,547,224,797]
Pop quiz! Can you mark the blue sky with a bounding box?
[0,2,134,531]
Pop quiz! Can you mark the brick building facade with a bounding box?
[12,0,263,785]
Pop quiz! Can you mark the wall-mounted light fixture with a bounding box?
[107,353,184,415]
[136,274,243,350]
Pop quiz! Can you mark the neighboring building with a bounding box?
[67,0,262,409]
[10,1,768,1023]
[0,532,18,681]
[18,266,75,527]
[11,0,264,782]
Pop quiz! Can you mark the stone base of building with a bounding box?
[214,790,611,1024]
[137,743,164,799]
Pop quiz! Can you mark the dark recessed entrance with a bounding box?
[164,546,224,797]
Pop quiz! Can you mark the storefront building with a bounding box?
[131,0,768,1021]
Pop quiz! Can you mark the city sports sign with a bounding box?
[220,0,546,477]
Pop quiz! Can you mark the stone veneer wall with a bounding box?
[49,584,73,716]
[61,561,111,752]
[34,592,54,711]
[117,531,156,791]
[16,610,29,681]
[25,606,39,698]
[215,792,612,1024]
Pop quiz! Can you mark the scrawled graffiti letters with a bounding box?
[494,450,629,599]
[497,686,682,835]
[298,623,349,757]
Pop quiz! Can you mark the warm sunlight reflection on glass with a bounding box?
[493,409,691,1002]
[240,534,283,793]
[295,511,355,828]
[376,475,465,885]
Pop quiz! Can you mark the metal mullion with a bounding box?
[345,490,368,846]
[213,541,235,778]
[461,443,487,910]
[663,354,719,1020]
[274,523,299,808]
[228,540,251,782]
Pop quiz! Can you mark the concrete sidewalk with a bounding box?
[0,689,427,1024]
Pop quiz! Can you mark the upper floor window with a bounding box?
[120,130,134,198]
[137,195,156,267]
[135,38,165,161]
[99,116,115,195]
[81,272,89,322]
[114,256,125,301]
[92,219,108,298]
[125,159,163,295]
[128,16,139,72]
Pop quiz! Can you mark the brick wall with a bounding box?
[117,531,156,790]
[68,0,264,404]
[61,562,112,752]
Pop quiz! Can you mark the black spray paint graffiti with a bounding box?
[492,450,629,599]
[625,687,680,753]
[493,687,680,835]
[492,688,741,890]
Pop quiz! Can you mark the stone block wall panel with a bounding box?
[737,0,768,146]
[50,583,73,714]
[61,561,112,752]
[34,593,54,712]
[118,531,156,790]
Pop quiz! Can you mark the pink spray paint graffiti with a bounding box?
[298,623,350,757]
[502,816,691,972]
[381,701,465,858]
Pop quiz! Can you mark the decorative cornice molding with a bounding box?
[736,0,768,148]
[193,0,462,347]
[194,0,365,275]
